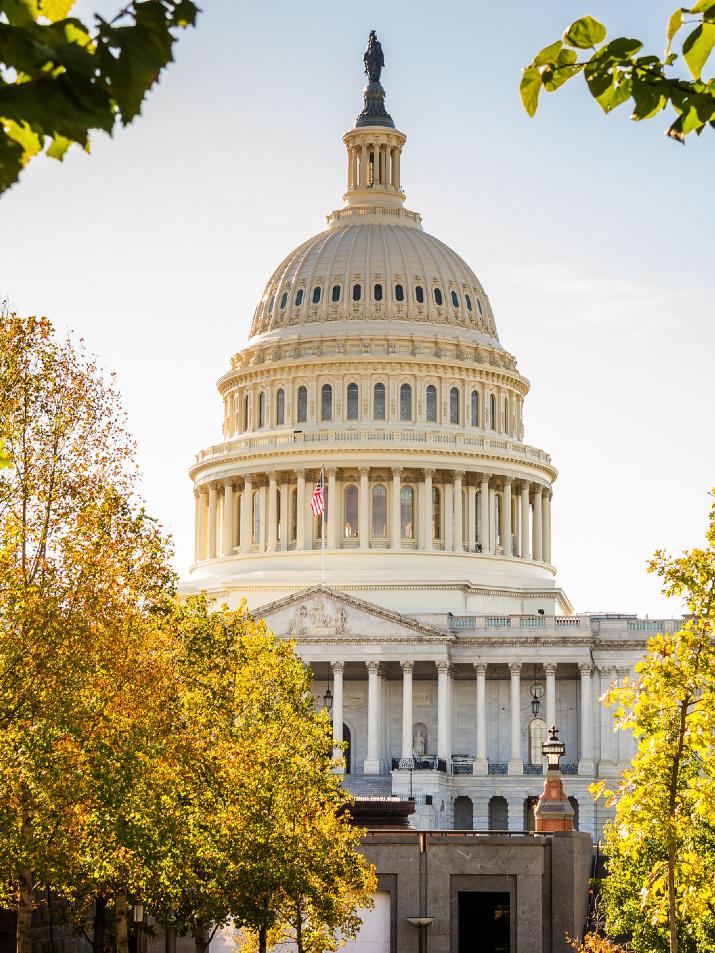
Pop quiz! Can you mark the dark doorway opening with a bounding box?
[458,891,510,953]
[343,724,351,775]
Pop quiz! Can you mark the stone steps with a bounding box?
[342,774,393,797]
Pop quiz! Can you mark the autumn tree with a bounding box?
[594,489,715,953]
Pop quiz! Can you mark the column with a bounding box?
[359,143,368,186]
[400,660,413,762]
[391,466,402,549]
[221,480,234,558]
[391,146,398,188]
[508,662,523,775]
[545,663,557,728]
[467,484,477,553]
[296,470,306,550]
[364,660,381,774]
[503,479,512,556]
[259,485,267,551]
[443,482,453,551]
[193,491,201,562]
[452,471,464,552]
[266,474,278,552]
[422,469,434,551]
[479,473,491,553]
[532,486,543,562]
[359,467,370,549]
[436,660,451,764]
[207,483,218,559]
[326,467,337,548]
[240,477,252,554]
[520,481,530,559]
[347,146,353,188]
[474,663,488,775]
[579,664,595,774]
[332,661,344,771]
[279,481,289,551]
[543,490,552,564]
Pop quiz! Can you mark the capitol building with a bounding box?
[182,35,676,839]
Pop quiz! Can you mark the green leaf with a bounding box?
[38,0,75,22]
[683,22,715,79]
[666,9,684,55]
[0,130,25,191]
[519,66,542,116]
[533,40,563,66]
[631,79,666,120]
[542,50,583,92]
[563,15,607,50]
[585,60,633,113]
[46,133,71,160]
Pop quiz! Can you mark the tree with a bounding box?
[594,488,715,953]
[0,0,198,194]
[520,6,715,141]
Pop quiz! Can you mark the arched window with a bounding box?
[243,394,249,431]
[432,486,441,540]
[321,384,332,421]
[495,493,501,546]
[290,487,297,541]
[415,285,424,304]
[352,283,361,302]
[374,283,383,301]
[295,288,304,306]
[488,796,508,831]
[252,490,261,545]
[433,287,443,306]
[280,291,288,310]
[258,392,265,428]
[268,295,274,313]
[489,394,496,430]
[450,290,459,308]
[312,286,321,304]
[297,385,307,423]
[465,293,473,312]
[347,383,359,420]
[344,485,358,538]
[426,384,437,422]
[503,397,508,433]
[371,485,387,537]
[395,283,404,302]
[331,284,341,302]
[399,383,412,421]
[454,796,473,830]
[471,391,479,427]
[449,386,459,425]
[373,382,385,421]
[529,718,547,765]
[477,298,483,316]
[275,388,285,425]
[400,485,414,538]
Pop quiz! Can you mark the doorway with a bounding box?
[458,891,510,953]
[343,723,351,775]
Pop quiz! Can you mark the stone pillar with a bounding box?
[474,662,488,775]
[240,477,252,554]
[543,490,552,564]
[207,484,218,559]
[503,479,512,556]
[279,481,289,551]
[326,467,337,548]
[422,469,434,551]
[545,663,557,729]
[479,473,491,553]
[400,660,413,762]
[520,480,530,558]
[452,471,464,552]
[296,469,306,550]
[359,467,369,549]
[443,482,453,551]
[332,661,344,772]
[221,480,234,558]
[391,466,402,549]
[193,491,202,561]
[508,663,523,775]
[266,471,278,552]
[467,484,477,553]
[364,660,381,774]
[579,664,595,774]
[532,486,543,562]
[437,660,451,763]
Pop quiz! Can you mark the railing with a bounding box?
[626,619,671,631]
[485,616,511,628]
[448,615,477,630]
[523,764,543,775]
[561,763,578,775]
[451,757,474,775]
[519,616,545,628]
[488,762,508,775]
[555,616,581,627]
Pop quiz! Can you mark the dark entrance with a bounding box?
[458,891,510,953]
[343,724,351,774]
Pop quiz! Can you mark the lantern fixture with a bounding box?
[530,682,545,717]
[323,685,333,712]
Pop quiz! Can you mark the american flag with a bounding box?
[310,472,325,517]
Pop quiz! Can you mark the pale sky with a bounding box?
[1,0,713,618]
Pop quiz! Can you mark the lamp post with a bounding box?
[323,685,333,713]
[529,682,544,717]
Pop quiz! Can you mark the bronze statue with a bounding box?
[363,30,384,83]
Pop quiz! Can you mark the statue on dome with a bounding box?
[363,30,384,83]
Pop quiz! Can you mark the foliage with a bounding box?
[520,6,715,141]
[593,489,715,953]
[568,932,630,953]
[0,0,198,194]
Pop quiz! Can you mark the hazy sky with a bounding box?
[2,1,713,617]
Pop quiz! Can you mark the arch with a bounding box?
[470,390,479,427]
[489,393,496,430]
[371,484,387,538]
[258,392,266,429]
[395,283,404,302]
[400,485,414,538]
[524,796,539,833]
[426,384,437,422]
[352,283,362,302]
[433,287,443,306]
[488,796,508,831]
[342,724,352,775]
[275,388,285,426]
[449,386,460,425]
[295,288,304,307]
[321,384,332,421]
[374,282,383,301]
[347,382,359,421]
[569,797,580,830]
[415,285,424,304]
[297,385,308,424]
[331,284,341,302]
[450,290,459,308]
[344,484,358,539]
[399,383,412,421]
[373,382,386,420]
[432,486,441,540]
[312,286,321,304]
[454,796,473,830]
[528,718,547,765]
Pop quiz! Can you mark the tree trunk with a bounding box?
[258,925,267,953]
[93,895,107,953]
[667,837,679,953]
[115,891,129,953]
[193,922,208,953]
[165,924,177,953]
[296,903,303,953]
[665,696,689,953]
[16,865,33,953]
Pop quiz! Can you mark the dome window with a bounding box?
[297,385,308,424]
[371,485,387,538]
[312,286,322,304]
[489,394,496,431]
[432,487,441,540]
[258,392,266,429]
[450,290,459,308]
[268,295,275,313]
[352,284,362,302]
[450,387,460,425]
[433,287,443,306]
[331,284,341,302]
[426,385,437,423]
[476,298,483,316]
[373,382,385,420]
[399,383,412,421]
[347,383,359,420]
[471,390,479,427]
[395,283,404,302]
[465,294,473,312]
[295,289,304,307]
[280,292,288,310]
[275,388,285,426]
[344,485,359,538]
[374,283,383,301]
[415,285,424,304]
[321,384,333,421]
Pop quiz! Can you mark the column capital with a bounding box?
[423,467,435,478]
[509,662,522,675]
[544,663,557,676]
[531,483,546,496]
[325,466,338,478]
[480,472,492,482]
[366,660,380,675]
[435,659,450,675]
[295,467,306,478]
[223,477,235,489]
[266,470,278,482]
[332,660,345,675]
[616,666,630,678]
[452,469,465,479]
[391,466,402,477]
[503,476,513,488]
[579,663,593,676]
[358,466,370,477]
[400,660,414,674]
[473,662,488,676]
[208,480,220,492]
[519,479,531,493]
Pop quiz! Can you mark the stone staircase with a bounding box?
[342,774,393,797]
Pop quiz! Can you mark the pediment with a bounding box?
[254,586,447,642]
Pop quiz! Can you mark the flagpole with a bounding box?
[321,466,326,586]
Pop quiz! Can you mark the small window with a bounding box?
[321,384,332,421]
[268,295,275,313]
[295,289,304,306]
[400,486,414,538]
[344,485,358,538]
[450,290,459,308]
[243,395,249,432]
[373,382,386,421]
[258,392,265,428]
[312,286,321,304]
[399,383,412,421]
[347,383,359,420]
[433,287,443,306]
[449,387,459,425]
[415,285,424,304]
[280,292,288,310]
[371,485,387,537]
[352,284,362,302]
[471,391,479,427]
[395,283,404,302]
[426,385,437,423]
[276,388,285,426]
[503,397,508,433]
[489,394,496,430]
[477,298,483,316]
[331,284,341,302]
[465,294,472,312]
[374,283,383,301]
[297,385,307,423]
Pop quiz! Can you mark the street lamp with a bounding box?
[542,724,566,769]
[529,682,544,717]
[323,685,333,712]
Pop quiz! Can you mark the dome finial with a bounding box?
[356,31,394,128]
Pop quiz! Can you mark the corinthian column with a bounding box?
[193,491,201,562]
[332,661,344,771]
[240,476,252,554]
[543,490,552,565]
[364,660,381,774]
[391,466,402,549]
[544,663,557,729]
[437,660,451,763]
[326,467,337,548]
[296,469,306,550]
[221,480,234,558]
[400,660,414,762]
[207,483,218,559]
[520,480,530,558]
[422,469,434,551]
[479,473,491,553]
[508,663,523,775]
[359,467,369,549]
[579,663,595,774]
[452,471,464,552]
[266,472,278,553]
[503,479,512,556]
[474,662,488,775]
[532,486,543,562]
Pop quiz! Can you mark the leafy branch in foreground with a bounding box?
[520,6,715,141]
[0,0,199,194]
